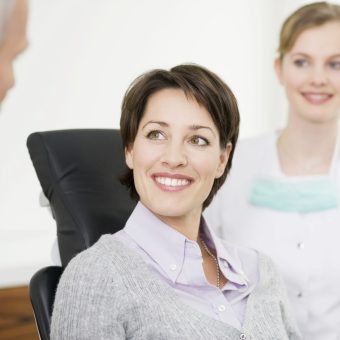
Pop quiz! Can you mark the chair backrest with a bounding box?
[27,129,137,339]
[27,129,136,266]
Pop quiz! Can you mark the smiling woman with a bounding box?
[50,64,301,340]
[204,2,340,339]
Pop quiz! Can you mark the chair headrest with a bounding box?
[27,129,136,266]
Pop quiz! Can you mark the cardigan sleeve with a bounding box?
[266,256,302,340]
[279,279,302,340]
[50,249,126,340]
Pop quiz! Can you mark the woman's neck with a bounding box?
[155,209,202,241]
[277,113,338,176]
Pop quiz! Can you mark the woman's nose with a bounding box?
[160,142,188,168]
[309,66,328,87]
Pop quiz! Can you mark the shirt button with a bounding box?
[218,304,226,312]
[170,264,177,271]
[240,334,247,339]
[297,242,304,249]
[297,291,303,298]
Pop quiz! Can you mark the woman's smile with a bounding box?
[153,172,193,192]
[301,91,333,105]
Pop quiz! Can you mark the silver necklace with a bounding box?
[200,237,221,289]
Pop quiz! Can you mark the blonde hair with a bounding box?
[278,2,340,59]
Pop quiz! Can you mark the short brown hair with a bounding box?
[120,64,240,209]
[278,2,340,59]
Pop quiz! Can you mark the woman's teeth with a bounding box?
[155,177,190,187]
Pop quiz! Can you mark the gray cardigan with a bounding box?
[51,235,301,340]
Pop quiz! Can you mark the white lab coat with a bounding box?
[204,132,340,340]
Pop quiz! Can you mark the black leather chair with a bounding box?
[27,129,136,340]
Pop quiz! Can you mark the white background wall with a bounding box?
[0,0,311,287]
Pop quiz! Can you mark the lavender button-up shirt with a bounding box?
[115,202,259,330]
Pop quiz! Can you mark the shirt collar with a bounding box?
[124,202,187,282]
[124,202,248,286]
[200,219,249,286]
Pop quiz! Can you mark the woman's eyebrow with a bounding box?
[142,121,168,129]
[290,52,340,59]
[329,54,340,59]
[290,52,310,58]
[189,125,216,136]
[141,121,216,136]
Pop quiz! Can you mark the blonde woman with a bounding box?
[205,2,340,339]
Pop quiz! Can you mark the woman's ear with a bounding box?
[215,142,232,178]
[125,145,134,169]
[274,57,284,85]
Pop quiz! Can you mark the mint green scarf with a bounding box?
[249,177,338,213]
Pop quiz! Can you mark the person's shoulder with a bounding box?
[69,234,119,262]
[59,234,129,284]
[51,234,130,338]
[256,252,285,291]
[257,252,279,274]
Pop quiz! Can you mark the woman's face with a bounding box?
[275,21,340,124]
[125,88,230,227]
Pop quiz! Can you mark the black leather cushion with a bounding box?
[29,266,63,340]
[27,129,136,266]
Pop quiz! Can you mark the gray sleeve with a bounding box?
[50,251,126,340]
[265,256,302,340]
[278,279,302,340]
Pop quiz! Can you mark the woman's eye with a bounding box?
[146,130,165,140]
[293,59,308,67]
[190,136,209,146]
[329,61,340,70]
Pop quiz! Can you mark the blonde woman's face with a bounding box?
[275,21,340,124]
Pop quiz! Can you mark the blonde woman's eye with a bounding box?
[294,59,308,67]
[329,61,340,70]
[190,136,209,146]
[146,130,165,140]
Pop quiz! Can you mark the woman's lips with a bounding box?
[302,92,333,105]
[152,173,193,192]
